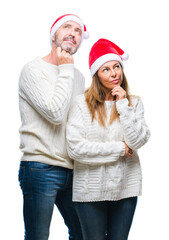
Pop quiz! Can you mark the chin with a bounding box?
[61,43,76,55]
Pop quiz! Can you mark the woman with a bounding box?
[66,38,150,240]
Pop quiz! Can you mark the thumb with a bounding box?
[56,47,62,56]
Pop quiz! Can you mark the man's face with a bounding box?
[54,21,82,55]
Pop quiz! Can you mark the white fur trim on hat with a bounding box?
[90,53,124,77]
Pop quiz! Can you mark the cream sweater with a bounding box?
[66,94,150,201]
[19,57,85,169]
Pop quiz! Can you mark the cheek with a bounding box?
[75,35,82,46]
[100,78,110,88]
[56,29,67,40]
[118,71,123,79]
[98,72,107,82]
[55,33,61,43]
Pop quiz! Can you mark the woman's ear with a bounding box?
[121,72,123,82]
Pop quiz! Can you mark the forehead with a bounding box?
[101,60,120,68]
[62,20,82,30]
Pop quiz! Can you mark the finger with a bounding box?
[113,86,121,91]
[126,152,132,157]
[112,91,120,98]
[113,86,125,93]
[111,89,118,96]
[129,151,133,155]
[129,149,133,156]
[61,50,71,59]
[112,87,121,94]
[112,88,126,99]
[128,147,133,152]
[56,47,62,56]
[65,52,71,58]
[61,49,69,54]
[62,52,71,61]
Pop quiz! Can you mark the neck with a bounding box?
[104,89,114,101]
[42,42,60,65]
[42,49,59,66]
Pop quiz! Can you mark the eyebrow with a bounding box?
[63,23,81,29]
[63,23,71,27]
[102,62,120,68]
[63,23,82,33]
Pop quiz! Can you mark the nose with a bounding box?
[110,68,116,76]
[69,28,76,37]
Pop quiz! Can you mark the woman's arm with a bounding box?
[116,97,150,150]
[66,100,125,165]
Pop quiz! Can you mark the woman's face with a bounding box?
[97,60,123,90]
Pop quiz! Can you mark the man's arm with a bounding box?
[19,47,75,125]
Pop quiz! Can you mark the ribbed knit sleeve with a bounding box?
[66,97,125,165]
[116,97,150,150]
[19,62,74,125]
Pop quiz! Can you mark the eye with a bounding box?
[64,25,69,29]
[103,68,109,72]
[114,64,121,70]
[75,28,82,34]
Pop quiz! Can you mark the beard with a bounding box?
[55,36,79,55]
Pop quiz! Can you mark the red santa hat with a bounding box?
[50,14,89,46]
[89,38,129,77]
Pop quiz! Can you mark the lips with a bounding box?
[64,37,76,45]
[111,79,119,84]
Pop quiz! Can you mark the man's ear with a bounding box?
[51,35,57,50]
[51,34,56,49]
[52,35,55,42]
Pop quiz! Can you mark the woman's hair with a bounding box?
[85,71,132,127]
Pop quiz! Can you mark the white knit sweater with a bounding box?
[66,94,150,201]
[19,57,85,169]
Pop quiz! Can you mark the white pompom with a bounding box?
[122,52,129,61]
[84,31,89,39]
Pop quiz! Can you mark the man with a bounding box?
[18,14,89,240]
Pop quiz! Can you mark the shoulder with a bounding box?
[74,67,83,76]
[71,94,86,107]
[69,94,87,114]
[20,57,41,75]
[19,57,45,89]
[74,67,85,80]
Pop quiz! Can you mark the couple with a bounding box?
[18,14,150,240]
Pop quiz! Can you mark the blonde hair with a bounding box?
[85,72,132,127]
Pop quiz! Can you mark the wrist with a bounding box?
[58,64,74,78]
